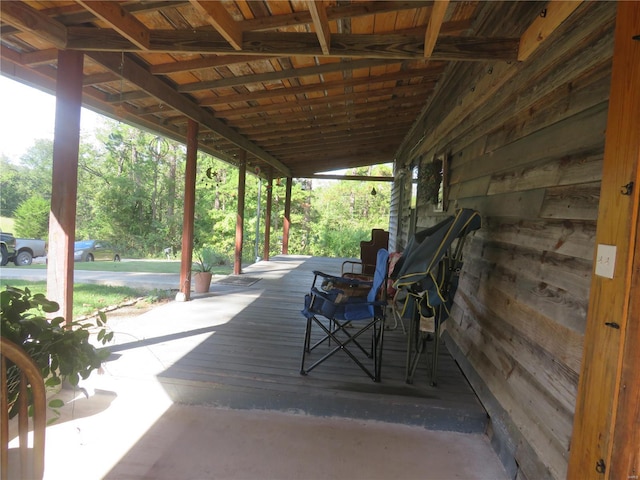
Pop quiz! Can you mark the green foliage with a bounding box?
[0,286,111,419]
[193,246,229,272]
[4,121,392,263]
[14,195,50,239]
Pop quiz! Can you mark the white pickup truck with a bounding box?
[10,238,47,266]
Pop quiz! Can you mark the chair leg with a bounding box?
[301,315,381,381]
[300,315,313,374]
[429,321,441,387]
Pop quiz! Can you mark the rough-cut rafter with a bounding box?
[0,0,578,178]
[424,0,449,57]
[308,0,332,56]
[189,0,244,50]
[76,1,150,50]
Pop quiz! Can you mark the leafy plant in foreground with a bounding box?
[1,286,112,421]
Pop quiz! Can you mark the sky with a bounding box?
[0,75,103,162]
[0,75,366,178]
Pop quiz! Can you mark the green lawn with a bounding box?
[0,279,160,319]
[2,260,231,275]
[1,260,231,319]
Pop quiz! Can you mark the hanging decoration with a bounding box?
[418,160,443,205]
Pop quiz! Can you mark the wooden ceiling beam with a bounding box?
[0,0,67,49]
[242,110,421,138]
[150,54,273,75]
[83,71,118,86]
[280,143,396,162]
[64,27,520,61]
[306,174,394,182]
[424,0,449,57]
[308,1,332,55]
[189,0,243,51]
[198,67,442,106]
[76,1,150,50]
[518,1,583,61]
[178,59,398,92]
[105,90,149,103]
[235,104,424,134]
[263,127,408,152]
[180,58,398,93]
[214,85,433,119]
[258,116,409,137]
[21,48,58,66]
[87,51,291,176]
[243,1,431,32]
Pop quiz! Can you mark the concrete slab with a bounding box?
[42,372,508,480]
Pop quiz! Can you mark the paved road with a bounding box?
[0,267,181,291]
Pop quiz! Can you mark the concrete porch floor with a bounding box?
[37,256,508,479]
[43,373,507,480]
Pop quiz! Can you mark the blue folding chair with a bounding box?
[301,249,389,382]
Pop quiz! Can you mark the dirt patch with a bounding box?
[77,296,173,323]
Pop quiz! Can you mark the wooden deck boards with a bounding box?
[156,255,488,433]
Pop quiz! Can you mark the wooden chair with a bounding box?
[342,229,389,276]
[1,338,46,480]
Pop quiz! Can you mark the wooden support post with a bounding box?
[46,50,83,323]
[282,177,292,254]
[179,119,199,301]
[234,151,246,275]
[263,171,273,261]
[567,3,640,478]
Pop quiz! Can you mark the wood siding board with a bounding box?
[478,217,596,263]
[468,239,592,300]
[451,298,579,418]
[449,175,491,200]
[446,324,569,479]
[484,60,612,155]
[539,181,601,221]
[477,259,587,334]
[396,3,616,477]
[446,330,555,480]
[456,264,582,381]
[449,102,608,185]
[487,149,603,196]
[433,4,614,167]
[458,265,584,374]
[454,189,545,219]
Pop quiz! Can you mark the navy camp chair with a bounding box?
[301,248,389,382]
[392,209,481,385]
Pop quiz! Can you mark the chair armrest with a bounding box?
[341,260,362,275]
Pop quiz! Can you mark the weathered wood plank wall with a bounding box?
[393,3,616,479]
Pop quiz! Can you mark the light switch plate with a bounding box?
[595,244,616,279]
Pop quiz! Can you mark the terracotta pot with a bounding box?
[193,272,212,293]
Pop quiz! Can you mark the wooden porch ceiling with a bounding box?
[0,1,575,178]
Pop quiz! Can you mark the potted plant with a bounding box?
[1,286,112,420]
[192,248,215,293]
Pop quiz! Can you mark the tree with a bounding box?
[14,195,50,239]
[0,155,28,218]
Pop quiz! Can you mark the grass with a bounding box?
[1,259,232,320]
[0,278,165,319]
[2,260,231,275]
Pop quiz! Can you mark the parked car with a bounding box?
[0,232,17,266]
[74,240,121,262]
[10,238,47,266]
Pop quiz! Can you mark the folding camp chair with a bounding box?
[300,249,389,382]
[392,209,481,385]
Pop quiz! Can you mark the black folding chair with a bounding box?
[300,249,389,382]
[392,209,481,385]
